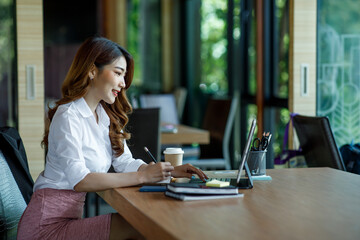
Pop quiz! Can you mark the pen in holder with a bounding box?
[248,150,267,176]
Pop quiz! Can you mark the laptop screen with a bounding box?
[236,119,257,184]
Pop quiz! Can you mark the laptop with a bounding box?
[141,119,257,188]
[189,118,257,189]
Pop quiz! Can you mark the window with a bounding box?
[317,0,360,146]
[125,0,291,168]
[127,0,161,92]
[240,0,290,167]
[0,0,17,127]
[127,0,141,85]
[200,0,228,95]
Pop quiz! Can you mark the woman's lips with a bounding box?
[112,90,118,97]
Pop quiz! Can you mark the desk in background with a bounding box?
[98,168,360,240]
[161,124,210,145]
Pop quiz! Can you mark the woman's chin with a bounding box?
[104,98,116,105]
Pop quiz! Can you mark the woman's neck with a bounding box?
[83,94,100,123]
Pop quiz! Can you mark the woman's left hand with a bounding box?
[171,164,208,182]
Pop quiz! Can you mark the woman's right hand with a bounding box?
[139,162,174,183]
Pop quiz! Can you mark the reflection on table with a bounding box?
[161,124,210,145]
[98,168,360,240]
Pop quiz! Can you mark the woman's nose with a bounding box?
[119,77,126,88]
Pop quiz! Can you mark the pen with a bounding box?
[267,134,272,150]
[144,147,157,163]
[267,133,272,143]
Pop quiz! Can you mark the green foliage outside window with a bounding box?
[0,0,16,127]
[127,0,141,86]
[199,0,228,95]
[276,0,289,99]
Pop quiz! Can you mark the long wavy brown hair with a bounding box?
[43,36,134,157]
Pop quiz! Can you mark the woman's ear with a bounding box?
[88,64,96,80]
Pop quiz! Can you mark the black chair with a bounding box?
[183,96,238,170]
[87,108,161,217]
[292,115,346,170]
[126,107,161,162]
[0,127,34,239]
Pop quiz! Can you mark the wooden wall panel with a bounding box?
[16,0,45,180]
[289,0,317,115]
[289,0,317,147]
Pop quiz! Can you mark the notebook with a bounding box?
[188,118,257,189]
[164,191,243,201]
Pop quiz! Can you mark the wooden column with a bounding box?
[256,0,264,136]
[103,0,127,47]
[16,0,45,180]
[288,0,317,147]
[161,0,174,92]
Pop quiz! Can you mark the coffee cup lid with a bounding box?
[163,148,184,154]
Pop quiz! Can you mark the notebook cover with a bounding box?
[167,183,238,195]
[165,191,243,201]
[139,186,167,192]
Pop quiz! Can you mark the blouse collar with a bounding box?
[74,98,110,127]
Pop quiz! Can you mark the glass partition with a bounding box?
[0,0,17,128]
[317,0,360,146]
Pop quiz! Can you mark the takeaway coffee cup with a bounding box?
[163,148,184,166]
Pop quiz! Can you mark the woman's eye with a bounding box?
[115,72,122,76]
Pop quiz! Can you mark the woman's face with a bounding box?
[91,56,127,104]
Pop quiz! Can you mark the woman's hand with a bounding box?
[138,162,174,183]
[171,164,208,182]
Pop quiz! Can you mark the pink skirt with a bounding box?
[17,188,111,240]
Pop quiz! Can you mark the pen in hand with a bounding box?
[144,147,157,163]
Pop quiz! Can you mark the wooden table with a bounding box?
[98,168,360,240]
[161,124,210,145]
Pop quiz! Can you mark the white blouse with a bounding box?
[34,97,146,191]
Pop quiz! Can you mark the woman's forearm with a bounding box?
[74,162,173,192]
[73,171,146,192]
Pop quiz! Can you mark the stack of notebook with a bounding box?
[164,180,243,201]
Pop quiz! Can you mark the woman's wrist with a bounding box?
[136,171,146,184]
[137,163,148,172]
[137,164,150,184]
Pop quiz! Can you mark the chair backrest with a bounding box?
[199,96,238,169]
[0,127,34,239]
[292,115,346,170]
[173,87,188,121]
[139,94,179,124]
[126,108,161,163]
[222,97,238,169]
[0,127,34,203]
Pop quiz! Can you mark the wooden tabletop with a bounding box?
[98,168,360,240]
[161,124,210,145]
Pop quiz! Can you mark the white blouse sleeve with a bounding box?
[111,141,146,173]
[49,107,90,189]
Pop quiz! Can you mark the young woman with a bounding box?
[17,36,207,240]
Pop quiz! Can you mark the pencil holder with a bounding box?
[248,150,267,176]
